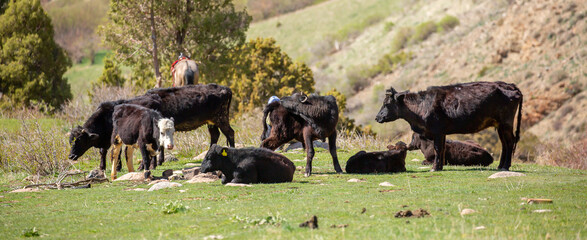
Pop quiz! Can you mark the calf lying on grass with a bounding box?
[201,144,295,184]
[407,133,493,166]
[345,142,408,174]
[110,104,175,180]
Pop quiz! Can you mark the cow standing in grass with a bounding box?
[261,93,342,177]
[69,84,235,171]
[375,81,522,171]
[110,104,175,180]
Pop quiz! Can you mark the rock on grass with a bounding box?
[488,171,526,178]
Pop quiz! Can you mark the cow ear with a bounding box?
[88,133,99,141]
[394,92,405,103]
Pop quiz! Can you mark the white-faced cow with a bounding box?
[375,81,522,171]
[69,84,235,171]
[110,104,175,180]
[260,93,342,177]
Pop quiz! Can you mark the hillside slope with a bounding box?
[249,0,586,145]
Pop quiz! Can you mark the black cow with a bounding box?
[110,104,175,180]
[260,93,342,177]
[200,144,295,184]
[345,142,408,174]
[408,133,493,166]
[69,84,235,170]
[375,81,522,171]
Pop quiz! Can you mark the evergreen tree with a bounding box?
[99,0,250,88]
[0,0,72,110]
[225,38,315,113]
[95,54,125,87]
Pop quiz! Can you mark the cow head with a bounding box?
[375,87,405,123]
[200,144,227,173]
[389,141,408,152]
[157,117,175,150]
[69,126,100,160]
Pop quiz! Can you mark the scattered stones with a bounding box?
[148,179,169,185]
[330,224,348,228]
[379,181,395,187]
[203,235,224,240]
[124,188,146,191]
[460,208,476,216]
[114,172,145,181]
[411,158,421,162]
[474,226,486,230]
[10,188,42,193]
[182,167,200,180]
[488,171,526,178]
[225,183,252,187]
[87,169,105,179]
[148,182,182,191]
[194,150,208,160]
[299,215,318,229]
[395,208,430,218]
[184,163,198,167]
[179,190,187,193]
[347,178,366,183]
[186,173,220,183]
[533,209,552,213]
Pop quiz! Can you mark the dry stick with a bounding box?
[24,170,109,189]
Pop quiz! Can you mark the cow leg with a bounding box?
[497,125,515,171]
[208,125,221,145]
[125,146,135,173]
[303,127,315,177]
[431,135,446,172]
[110,143,123,180]
[218,123,236,147]
[157,146,165,166]
[328,133,343,174]
[139,144,151,172]
[261,136,291,151]
[99,148,108,171]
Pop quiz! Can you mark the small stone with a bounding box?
[114,172,145,181]
[124,188,146,191]
[10,188,41,193]
[225,183,252,187]
[474,226,486,230]
[148,179,169,185]
[194,150,208,160]
[533,209,552,213]
[488,171,526,178]
[347,178,366,183]
[182,167,201,179]
[299,215,318,229]
[186,173,219,183]
[411,159,421,162]
[179,190,187,193]
[460,208,476,215]
[148,182,182,191]
[184,163,198,167]
[418,166,430,169]
[379,181,395,187]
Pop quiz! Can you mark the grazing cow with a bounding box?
[375,81,522,171]
[345,142,408,174]
[407,133,493,166]
[260,93,342,177]
[200,144,295,184]
[110,104,175,180]
[69,84,235,170]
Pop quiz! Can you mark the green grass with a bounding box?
[1,150,585,239]
[64,51,109,96]
[0,118,67,132]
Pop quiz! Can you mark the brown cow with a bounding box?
[407,133,493,166]
[375,81,522,171]
[261,93,342,177]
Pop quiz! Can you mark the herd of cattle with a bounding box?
[68,81,523,184]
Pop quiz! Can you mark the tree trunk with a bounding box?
[150,0,163,88]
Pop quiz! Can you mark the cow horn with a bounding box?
[300,95,308,103]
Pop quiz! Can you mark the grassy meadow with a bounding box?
[0,148,585,239]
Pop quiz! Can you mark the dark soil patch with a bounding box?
[394,208,430,218]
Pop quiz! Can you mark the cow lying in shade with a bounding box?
[345,142,408,174]
[407,133,493,166]
[200,144,295,184]
[110,104,175,180]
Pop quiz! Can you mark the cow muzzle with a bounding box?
[166,144,174,150]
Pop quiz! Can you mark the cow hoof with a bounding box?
[304,172,311,177]
[429,169,436,172]
[498,168,509,171]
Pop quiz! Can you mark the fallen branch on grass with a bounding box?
[23,169,109,190]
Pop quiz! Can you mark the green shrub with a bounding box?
[410,21,437,43]
[384,21,395,32]
[162,201,187,214]
[436,15,460,32]
[94,54,125,87]
[390,27,413,52]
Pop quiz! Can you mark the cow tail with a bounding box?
[185,67,194,85]
[261,102,279,141]
[513,91,523,154]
